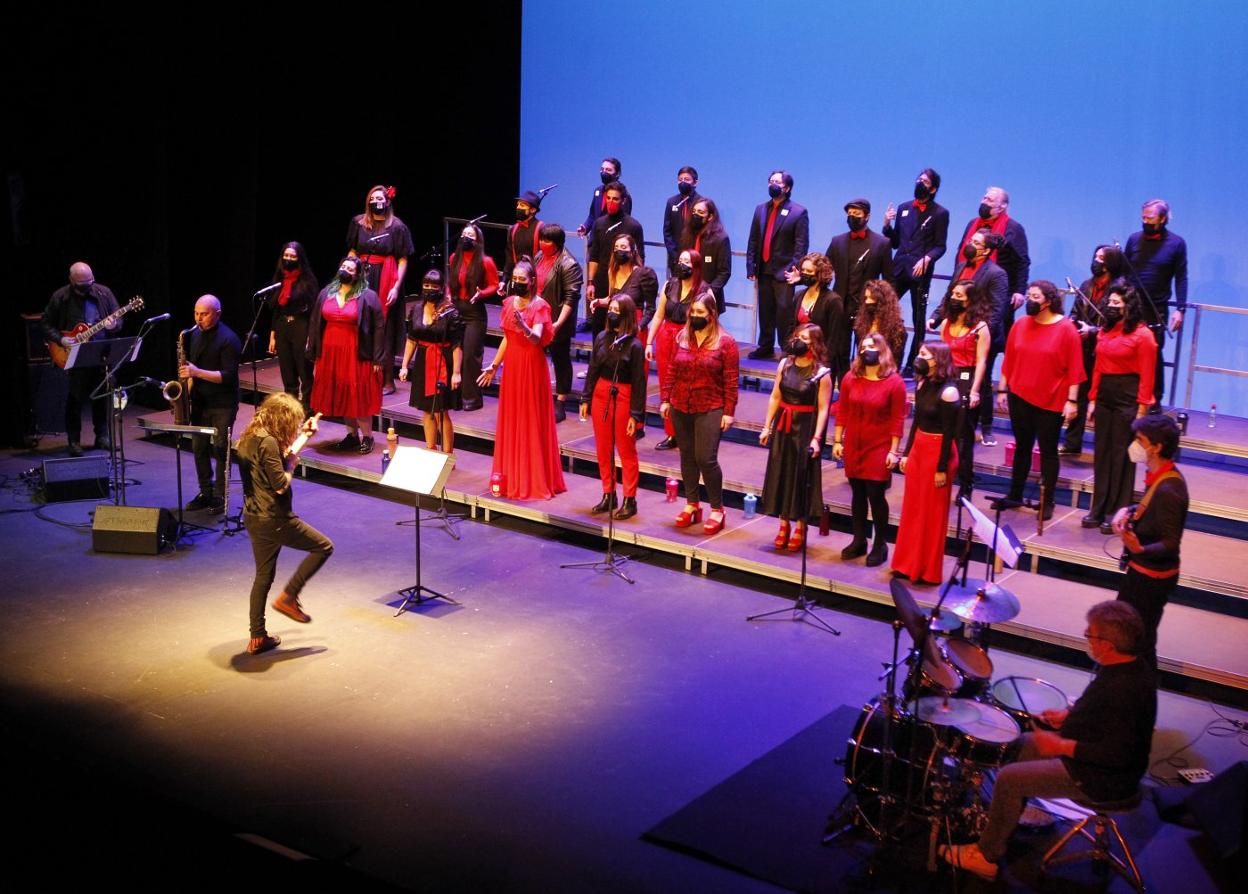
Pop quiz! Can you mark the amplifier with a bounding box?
[42,455,110,502]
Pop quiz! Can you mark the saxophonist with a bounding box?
[181,295,241,513]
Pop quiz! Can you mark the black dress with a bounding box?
[347,216,414,368]
[760,360,823,520]
[405,304,464,413]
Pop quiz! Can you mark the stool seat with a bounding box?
[1043,786,1145,891]
[1072,789,1144,813]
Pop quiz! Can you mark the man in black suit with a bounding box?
[822,198,892,373]
[662,166,702,275]
[577,157,632,238]
[746,170,808,360]
[883,169,949,376]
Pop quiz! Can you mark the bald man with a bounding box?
[180,295,241,512]
[40,262,122,456]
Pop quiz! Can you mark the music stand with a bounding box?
[78,335,143,505]
[137,418,218,544]
[385,445,461,614]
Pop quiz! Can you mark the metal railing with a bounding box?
[1183,302,1248,409]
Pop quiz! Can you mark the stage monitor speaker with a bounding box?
[1186,760,1247,867]
[42,456,110,502]
[92,505,174,555]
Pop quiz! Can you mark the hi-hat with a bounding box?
[914,696,980,726]
[926,610,963,632]
[944,579,1020,624]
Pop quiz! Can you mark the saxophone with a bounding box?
[164,326,194,424]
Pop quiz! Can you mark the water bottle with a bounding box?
[743,493,757,518]
[386,426,398,456]
[1209,404,1217,428]
[381,449,391,474]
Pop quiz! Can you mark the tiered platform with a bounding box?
[141,320,1248,698]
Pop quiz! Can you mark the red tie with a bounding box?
[762,205,779,263]
[850,230,867,241]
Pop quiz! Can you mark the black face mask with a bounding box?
[799,273,818,287]
[785,338,809,357]
[614,249,632,265]
[914,181,932,201]
[677,181,694,196]
[1090,260,1107,277]
[371,201,388,214]
[913,357,931,378]
[1142,221,1163,236]
[460,237,475,251]
[515,208,531,222]
[690,215,707,232]
[281,258,299,272]
[512,280,531,297]
[978,202,993,220]
[962,243,979,262]
[768,183,783,199]
[72,284,92,296]
[862,350,880,366]
[600,171,614,185]
[1102,305,1123,325]
[1025,299,1044,316]
[948,299,966,315]
[674,263,693,280]
[338,269,356,284]
[846,215,867,232]
[863,302,877,316]
[689,316,710,331]
[606,311,622,329]
[422,288,441,302]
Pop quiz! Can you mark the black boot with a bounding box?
[591,491,617,514]
[553,397,566,423]
[613,496,638,520]
[866,521,889,567]
[841,515,868,560]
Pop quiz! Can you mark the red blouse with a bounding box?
[1090,324,1157,405]
[449,251,500,300]
[662,332,739,416]
[941,320,985,367]
[1002,316,1087,412]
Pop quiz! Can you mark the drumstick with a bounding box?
[1007,676,1033,719]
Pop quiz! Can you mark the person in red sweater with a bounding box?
[659,294,739,534]
[992,280,1086,520]
[833,336,907,566]
[1082,283,1157,532]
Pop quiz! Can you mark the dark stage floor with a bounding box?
[1,417,1244,892]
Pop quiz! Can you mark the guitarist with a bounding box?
[40,262,121,456]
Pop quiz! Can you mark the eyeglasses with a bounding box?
[1084,629,1110,642]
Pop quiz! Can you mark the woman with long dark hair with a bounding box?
[893,341,961,584]
[266,241,318,407]
[1082,282,1156,532]
[449,223,500,411]
[346,185,412,393]
[759,323,833,552]
[307,256,385,453]
[939,279,992,496]
[686,197,732,315]
[853,279,907,372]
[647,247,711,450]
[399,269,463,452]
[477,259,566,500]
[1064,244,1128,454]
[580,295,646,519]
[792,252,847,382]
[660,294,739,534]
[833,336,906,566]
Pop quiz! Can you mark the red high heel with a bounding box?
[774,520,791,550]
[703,509,726,535]
[674,505,703,528]
[786,522,806,552]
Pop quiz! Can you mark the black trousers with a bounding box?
[459,313,487,410]
[1063,345,1096,451]
[244,513,334,638]
[848,477,889,544]
[1147,322,1166,404]
[548,304,576,396]
[953,365,978,491]
[671,407,725,509]
[272,313,313,406]
[65,366,108,443]
[1089,374,1140,520]
[1006,393,1061,505]
[1117,565,1177,668]
[756,277,795,352]
[381,299,405,383]
[978,347,1000,433]
[191,404,237,498]
[894,269,933,370]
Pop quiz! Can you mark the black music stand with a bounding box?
[386,445,461,614]
[138,418,218,544]
[78,335,143,505]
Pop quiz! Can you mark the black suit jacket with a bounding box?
[824,229,892,316]
[795,285,847,378]
[937,259,1010,349]
[662,191,702,271]
[746,198,809,279]
[582,184,633,234]
[690,228,732,314]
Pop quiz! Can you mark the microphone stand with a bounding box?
[562,334,634,583]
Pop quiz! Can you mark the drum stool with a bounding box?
[1041,787,1144,891]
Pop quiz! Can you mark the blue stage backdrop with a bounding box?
[520,0,1248,417]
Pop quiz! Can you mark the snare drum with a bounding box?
[990,676,1068,730]
[944,639,993,698]
[950,703,1021,767]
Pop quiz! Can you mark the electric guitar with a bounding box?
[48,296,145,368]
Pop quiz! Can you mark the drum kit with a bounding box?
[828,575,1069,863]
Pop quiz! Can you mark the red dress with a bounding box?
[838,373,907,481]
[309,296,381,417]
[492,297,567,501]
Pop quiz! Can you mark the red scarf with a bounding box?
[277,269,299,307]
[1145,459,1176,487]
[959,212,1010,258]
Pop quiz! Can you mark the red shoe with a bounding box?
[272,591,311,623]
[675,505,703,528]
[247,634,282,655]
[774,520,791,550]
[786,522,806,552]
[703,510,726,535]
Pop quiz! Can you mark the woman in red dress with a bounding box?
[307,256,385,453]
[477,259,566,501]
[893,341,961,584]
[833,336,906,566]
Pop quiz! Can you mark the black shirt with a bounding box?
[237,430,292,519]
[588,213,645,296]
[187,322,242,410]
[1060,658,1157,802]
[902,379,959,472]
[581,332,647,423]
[1129,471,1189,573]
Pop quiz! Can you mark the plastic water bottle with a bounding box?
[1209,404,1217,428]
[381,449,391,474]
[743,493,757,518]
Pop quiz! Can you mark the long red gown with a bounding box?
[309,296,381,417]
[491,297,567,501]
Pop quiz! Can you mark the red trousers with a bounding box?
[655,320,682,437]
[591,378,639,496]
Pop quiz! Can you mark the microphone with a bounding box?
[854,249,869,267]
[468,213,488,226]
[254,282,282,297]
[672,195,690,210]
[538,183,559,197]
[143,313,171,324]
[611,331,632,348]
[607,220,624,232]
[810,365,833,384]
[435,305,457,319]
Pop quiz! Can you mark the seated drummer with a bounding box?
[941,600,1156,881]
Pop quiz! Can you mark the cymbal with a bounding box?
[943,579,1021,624]
[914,696,980,726]
[926,611,963,632]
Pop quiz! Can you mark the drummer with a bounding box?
[940,601,1156,882]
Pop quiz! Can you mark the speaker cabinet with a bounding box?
[42,456,110,502]
[91,505,175,555]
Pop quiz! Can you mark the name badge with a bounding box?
[959,370,971,381]
[781,209,789,216]
[902,209,910,217]
[672,204,681,212]
[595,189,601,198]
[704,256,713,264]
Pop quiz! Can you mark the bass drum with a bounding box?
[844,700,943,812]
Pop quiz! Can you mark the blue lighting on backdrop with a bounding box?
[520,0,1248,416]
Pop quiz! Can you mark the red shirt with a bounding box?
[941,320,985,368]
[662,332,739,416]
[450,251,500,300]
[1090,324,1157,405]
[1002,316,1087,412]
